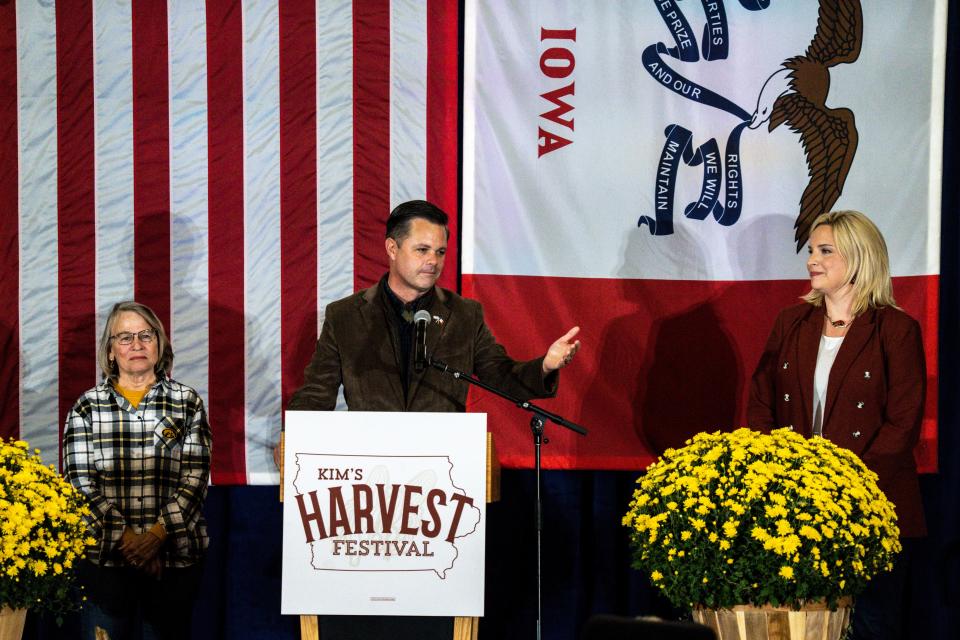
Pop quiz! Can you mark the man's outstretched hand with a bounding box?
[542,326,581,373]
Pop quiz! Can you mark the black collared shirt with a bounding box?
[379,275,435,397]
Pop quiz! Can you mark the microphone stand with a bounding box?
[430,358,587,640]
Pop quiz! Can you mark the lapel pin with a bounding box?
[864,371,871,379]
[432,315,444,325]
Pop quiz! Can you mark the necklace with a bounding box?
[825,312,853,328]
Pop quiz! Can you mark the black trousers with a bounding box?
[849,538,917,640]
[78,560,203,640]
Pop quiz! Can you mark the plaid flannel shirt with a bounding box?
[63,377,211,567]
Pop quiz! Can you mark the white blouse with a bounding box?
[812,335,844,436]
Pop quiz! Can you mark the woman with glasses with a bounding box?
[64,301,211,640]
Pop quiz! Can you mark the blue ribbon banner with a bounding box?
[639,121,750,235]
[699,0,730,61]
[651,0,700,62]
[641,43,751,121]
[639,0,769,235]
[715,121,749,226]
[683,136,722,221]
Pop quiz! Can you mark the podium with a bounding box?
[280,412,499,640]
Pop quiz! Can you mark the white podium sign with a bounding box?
[281,411,487,617]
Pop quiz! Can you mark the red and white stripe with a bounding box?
[1,0,460,485]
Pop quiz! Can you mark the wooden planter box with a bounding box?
[692,598,852,640]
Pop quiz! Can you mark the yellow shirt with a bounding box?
[114,384,148,409]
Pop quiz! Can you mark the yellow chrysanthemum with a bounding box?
[623,428,900,611]
[1,437,92,616]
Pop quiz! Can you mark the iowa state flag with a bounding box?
[462,0,944,470]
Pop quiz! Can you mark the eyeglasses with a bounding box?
[110,330,156,346]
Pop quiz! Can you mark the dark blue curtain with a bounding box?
[25,2,960,638]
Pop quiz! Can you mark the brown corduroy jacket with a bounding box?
[287,281,558,413]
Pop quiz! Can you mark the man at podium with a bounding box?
[285,199,580,638]
[287,199,580,414]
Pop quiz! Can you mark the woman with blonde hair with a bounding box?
[748,211,926,640]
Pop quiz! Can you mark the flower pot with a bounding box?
[0,607,27,640]
[692,598,852,640]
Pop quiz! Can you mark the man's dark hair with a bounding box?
[386,200,450,242]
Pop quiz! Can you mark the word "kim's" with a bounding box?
[317,467,362,481]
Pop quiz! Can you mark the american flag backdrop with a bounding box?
[0,0,459,485]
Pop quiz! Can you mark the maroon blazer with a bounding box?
[288,282,557,413]
[747,303,926,537]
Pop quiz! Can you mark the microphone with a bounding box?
[413,310,431,373]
